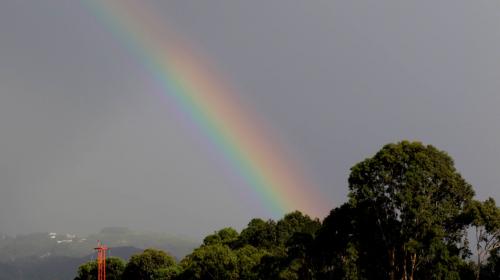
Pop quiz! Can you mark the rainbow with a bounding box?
[82,0,329,218]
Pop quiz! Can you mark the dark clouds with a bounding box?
[0,0,499,238]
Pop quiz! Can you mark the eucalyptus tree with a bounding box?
[346,141,474,280]
[468,198,500,279]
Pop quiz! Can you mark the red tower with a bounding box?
[94,241,108,280]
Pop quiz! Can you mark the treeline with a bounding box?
[75,141,500,280]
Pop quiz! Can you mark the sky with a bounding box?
[0,0,499,239]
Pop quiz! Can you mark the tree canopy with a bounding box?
[74,257,125,280]
[122,248,178,280]
[346,141,475,279]
[73,141,500,280]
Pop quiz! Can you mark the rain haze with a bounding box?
[1,0,499,239]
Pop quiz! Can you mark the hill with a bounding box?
[0,228,198,280]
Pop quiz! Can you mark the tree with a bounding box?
[276,211,321,246]
[203,227,239,247]
[152,266,182,280]
[235,245,267,280]
[274,212,321,280]
[238,219,278,250]
[122,248,178,280]
[178,244,239,280]
[312,203,361,279]
[468,198,500,279]
[347,141,474,279]
[481,248,500,280]
[238,218,278,250]
[74,257,125,280]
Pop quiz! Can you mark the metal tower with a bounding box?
[94,241,108,280]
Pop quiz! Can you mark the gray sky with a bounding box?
[1,0,499,239]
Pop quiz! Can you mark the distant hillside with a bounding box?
[0,228,198,280]
[0,246,142,280]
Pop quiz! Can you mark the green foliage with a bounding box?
[179,244,239,280]
[276,211,321,246]
[177,210,320,279]
[481,248,500,279]
[152,266,182,280]
[69,141,500,280]
[75,261,95,280]
[313,203,360,279]
[469,198,500,232]
[249,212,320,279]
[122,248,177,280]
[203,227,239,247]
[235,245,267,280]
[74,257,125,280]
[238,218,278,250]
[346,141,474,279]
[468,198,500,279]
